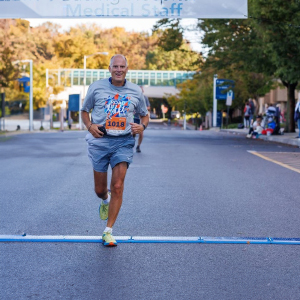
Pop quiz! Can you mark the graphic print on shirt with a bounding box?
[104,93,130,134]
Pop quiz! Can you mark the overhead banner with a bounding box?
[0,0,247,19]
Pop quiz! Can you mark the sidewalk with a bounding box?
[219,127,300,147]
[177,119,300,147]
[0,118,80,132]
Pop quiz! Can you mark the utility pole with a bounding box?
[13,60,33,131]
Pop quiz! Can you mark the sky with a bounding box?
[25,18,203,52]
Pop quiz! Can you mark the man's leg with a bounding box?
[138,131,143,146]
[94,170,112,221]
[136,132,143,152]
[107,162,128,228]
[94,170,109,200]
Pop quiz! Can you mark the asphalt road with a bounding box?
[1,123,300,300]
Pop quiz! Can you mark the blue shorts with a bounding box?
[85,133,135,172]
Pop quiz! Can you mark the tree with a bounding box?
[198,18,275,112]
[152,18,272,117]
[145,46,199,71]
[153,19,184,51]
[1,18,201,115]
[249,0,300,132]
[166,72,212,116]
[199,0,300,131]
[154,2,300,131]
[0,48,19,89]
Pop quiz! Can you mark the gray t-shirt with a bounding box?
[134,95,150,119]
[81,78,148,136]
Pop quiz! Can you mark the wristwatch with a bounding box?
[142,124,146,130]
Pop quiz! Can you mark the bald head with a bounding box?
[110,54,128,68]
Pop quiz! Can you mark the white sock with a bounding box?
[102,192,111,204]
[104,227,112,234]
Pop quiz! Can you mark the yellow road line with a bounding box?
[248,151,300,174]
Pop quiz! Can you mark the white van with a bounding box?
[171,111,180,119]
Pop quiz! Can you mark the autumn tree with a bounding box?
[1,19,201,115]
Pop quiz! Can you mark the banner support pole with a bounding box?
[213,74,218,127]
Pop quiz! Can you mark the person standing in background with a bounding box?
[243,101,251,128]
[295,97,300,138]
[134,86,151,153]
[249,98,255,124]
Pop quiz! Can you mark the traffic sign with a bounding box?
[69,94,80,111]
[216,79,235,100]
[226,90,233,106]
[162,106,168,114]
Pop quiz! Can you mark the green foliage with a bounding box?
[198,0,300,131]
[198,18,275,102]
[145,46,199,71]
[226,123,239,129]
[154,1,300,131]
[249,0,300,82]
[249,0,300,131]
[153,19,183,51]
[165,72,213,116]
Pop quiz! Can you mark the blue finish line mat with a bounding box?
[1,235,300,245]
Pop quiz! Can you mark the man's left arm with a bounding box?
[130,114,149,135]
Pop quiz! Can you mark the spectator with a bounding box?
[243,101,251,128]
[68,117,73,130]
[247,115,264,138]
[261,117,276,136]
[249,98,255,123]
[134,86,150,153]
[295,98,300,138]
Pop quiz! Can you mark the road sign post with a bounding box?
[226,90,233,128]
[214,77,235,128]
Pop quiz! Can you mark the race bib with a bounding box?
[105,117,126,134]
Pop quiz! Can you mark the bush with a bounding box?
[227,123,240,129]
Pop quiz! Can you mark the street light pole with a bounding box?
[13,59,33,131]
[29,60,33,131]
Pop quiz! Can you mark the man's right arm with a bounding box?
[81,111,103,138]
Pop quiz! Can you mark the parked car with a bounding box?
[150,112,158,119]
[171,111,180,119]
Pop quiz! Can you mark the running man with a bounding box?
[134,86,151,153]
[81,54,149,247]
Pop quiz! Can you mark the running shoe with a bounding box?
[136,145,141,153]
[99,189,111,220]
[102,232,117,247]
